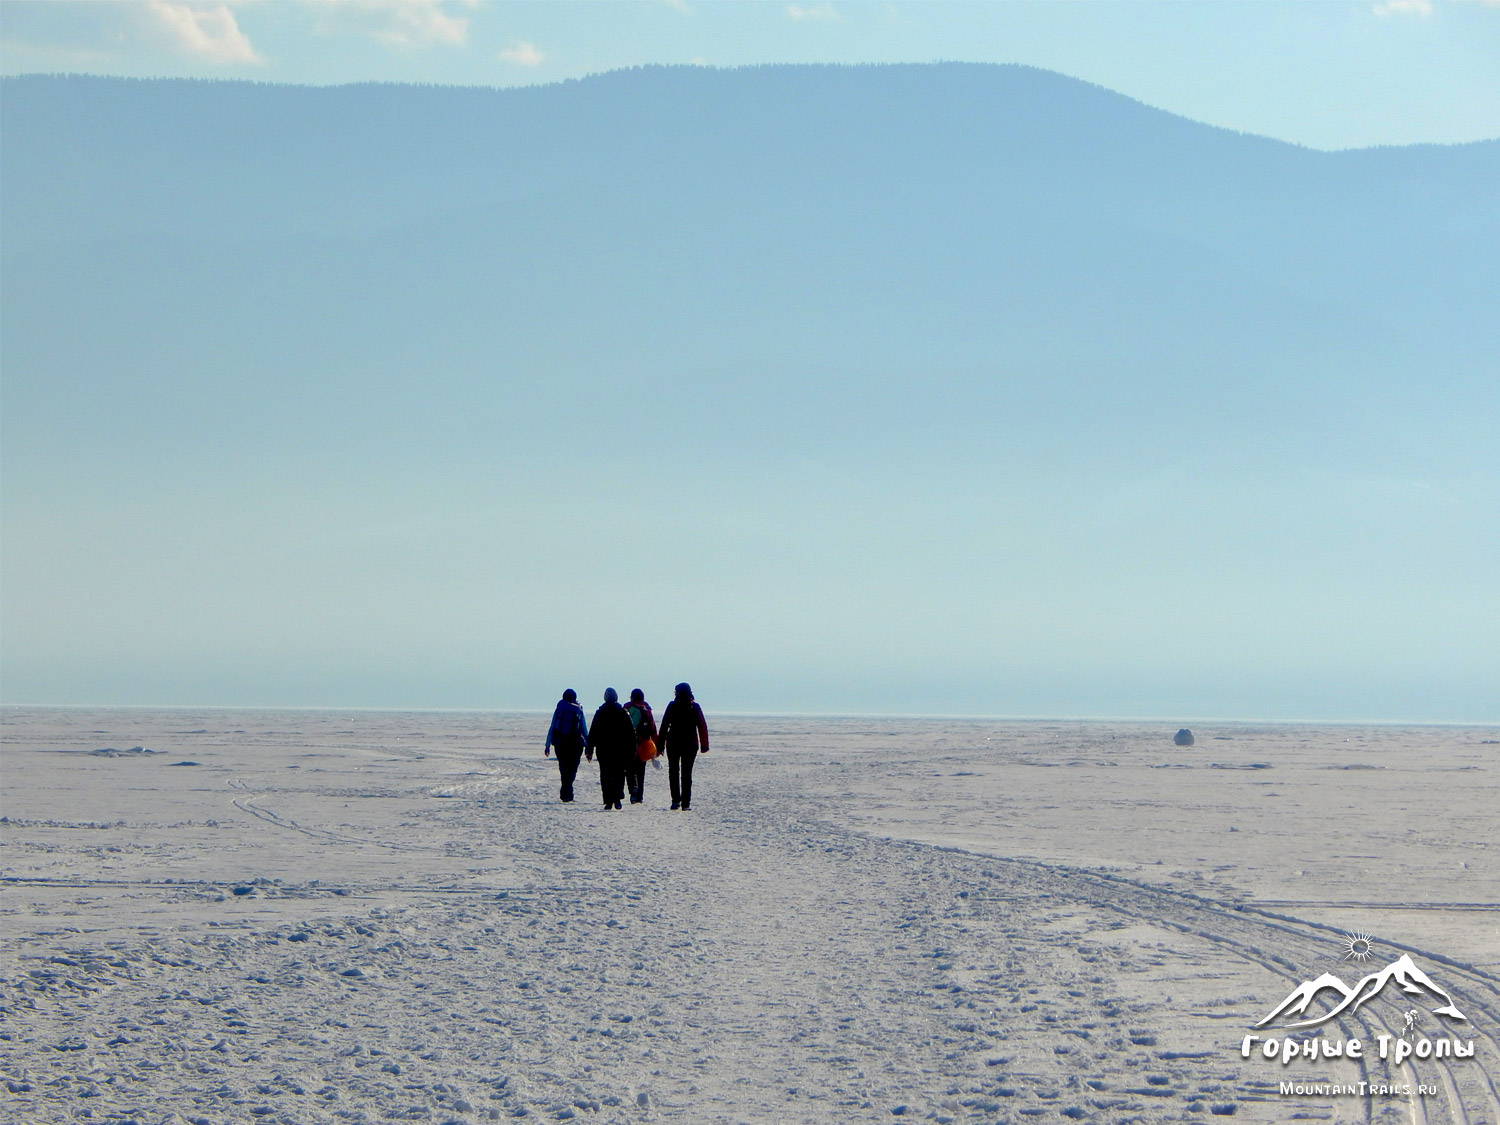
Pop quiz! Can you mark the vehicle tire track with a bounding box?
[822,819,1495,1125]
[227,776,429,852]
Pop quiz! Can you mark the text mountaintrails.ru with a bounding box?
[1279,1082,1442,1099]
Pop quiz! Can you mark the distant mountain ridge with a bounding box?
[6,63,1495,419]
[1256,954,1468,1029]
[4,64,1494,494]
[4,64,1495,338]
[3,64,1497,713]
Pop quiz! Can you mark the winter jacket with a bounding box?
[657,699,709,754]
[587,700,636,760]
[546,700,588,751]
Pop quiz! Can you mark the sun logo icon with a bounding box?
[1341,932,1378,963]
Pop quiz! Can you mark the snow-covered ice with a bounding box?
[2,709,1497,1122]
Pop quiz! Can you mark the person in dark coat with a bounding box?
[544,688,589,803]
[587,687,635,810]
[656,682,709,810]
[623,688,658,804]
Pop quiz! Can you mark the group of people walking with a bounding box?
[545,683,710,810]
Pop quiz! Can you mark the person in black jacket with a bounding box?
[587,688,635,810]
[544,689,589,803]
[656,682,709,810]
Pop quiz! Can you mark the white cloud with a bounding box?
[147,1,261,63]
[309,1,471,48]
[1373,0,1433,15]
[499,40,544,67]
[786,3,839,21]
[660,0,694,13]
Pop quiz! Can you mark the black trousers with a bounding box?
[554,743,583,802]
[597,751,626,806]
[667,747,698,807]
[625,752,646,803]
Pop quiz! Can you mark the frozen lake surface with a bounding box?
[2,709,1497,1123]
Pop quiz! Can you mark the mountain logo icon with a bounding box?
[1256,954,1468,1030]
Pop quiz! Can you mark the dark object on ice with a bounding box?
[231,885,254,896]
[168,760,199,767]
[1173,729,1195,746]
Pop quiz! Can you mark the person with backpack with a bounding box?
[544,688,589,803]
[656,682,709,810]
[587,688,635,810]
[622,688,658,804]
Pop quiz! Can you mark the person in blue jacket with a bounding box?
[544,689,589,803]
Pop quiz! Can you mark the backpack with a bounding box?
[553,703,582,742]
[627,704,658,760]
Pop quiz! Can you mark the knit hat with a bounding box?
[604,687,618,703]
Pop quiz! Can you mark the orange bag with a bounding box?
[637,737,657,763]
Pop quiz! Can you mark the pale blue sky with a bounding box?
[2,0,1498,150]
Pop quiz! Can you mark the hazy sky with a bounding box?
[2,0,1498,150]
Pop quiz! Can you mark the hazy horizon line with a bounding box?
[2,702,1495,729]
